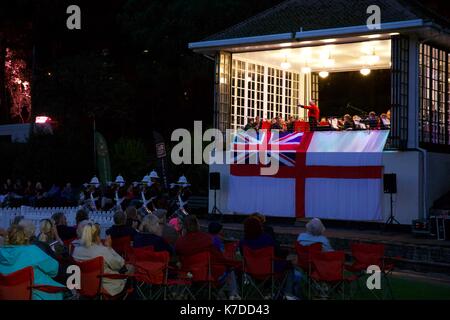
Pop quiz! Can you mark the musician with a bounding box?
[342,114,355,130]
[254,116,262,131]
[244,118,255,131]
[139,175,154,214]
[85,176,101,211]
[113,175,128,210]
[380,113,390,130]
[270,116,283,130]
[366,111,380,129]
[298,100,320,131]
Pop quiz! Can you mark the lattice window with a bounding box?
[419,43,449,147]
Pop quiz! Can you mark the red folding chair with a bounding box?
[132,248,174,300]
[178,251,214,300]
[309,251,357,300]
[346,242,395,299]
[0,266,67,300]
[74,256,133,300]
[111,236,132,260]
[224,241,239,260]
[241,246,288,300]
[294,242,322,298]
[128,246,154,265]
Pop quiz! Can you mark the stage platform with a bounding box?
[199,217,450,276]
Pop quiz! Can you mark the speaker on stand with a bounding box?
[209,172,223,219]
[384,173,400,228]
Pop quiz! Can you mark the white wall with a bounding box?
[427,152,450,209]
[382,151,421,224]
[209,150,423,225]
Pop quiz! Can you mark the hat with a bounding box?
[88,176,100,187]
[177,175,190,186]
[149,170,159,179]
[141,175,151,186]
[208,222,223,235]
[115,175,125,186]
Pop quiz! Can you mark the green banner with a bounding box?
[95,132,111,185]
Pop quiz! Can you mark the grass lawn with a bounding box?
[349,272,450,300]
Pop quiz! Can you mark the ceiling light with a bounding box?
[323,59,335,68]
[364,34,382,39]
[301,66,311,74]
[319,71,329,78]
[281,55,291,70]
[360,68,371,76]
[281,62,291,70]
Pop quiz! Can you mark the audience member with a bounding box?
[72,222,130,297]
[297,218,333,252]
[133,214,173,254]
[106,210,138,239]
[0,224,64,300]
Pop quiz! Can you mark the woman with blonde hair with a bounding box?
[0,224,64,300]
[38,219,62,244]
[72,222,130,296]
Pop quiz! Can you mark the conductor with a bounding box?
[298,100,320,131]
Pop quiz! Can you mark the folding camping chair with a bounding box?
[346,242,395,299]
[178,251,234,300]
[111,236,133,260]
[309,250,358,300]
[294,242,322,298]
[75,256,134,300]
[241,246,288,300]
[131,247,173,300]
[224,241,239,260]
[0,266,67,300]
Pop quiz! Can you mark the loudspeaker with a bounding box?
[209,172,221,190]
[383,173,397,194]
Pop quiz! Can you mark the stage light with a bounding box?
[319,71,329,78]
[35,116,52,124]
[360,68,371,76]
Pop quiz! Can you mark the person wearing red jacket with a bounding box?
[299,100,320,131]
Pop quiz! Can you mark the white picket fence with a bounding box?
[0,206,115,238]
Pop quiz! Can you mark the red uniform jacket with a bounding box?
[304,103,320,121]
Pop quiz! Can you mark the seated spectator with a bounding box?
[106,210,138,239]
[133,215,173,254]
[125,206,141,230]
[52,212,77,241]
[61,183,76,206]
[176,215,240,300]
[154,209,179,246]
[240,216,299,300]
[208,222,225,253]
[297,218,333,252]
[75,209,89,227]
[72,222,130,297]
[38,219,62,245]
[0,224,64,300]
[240,216,276,252]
